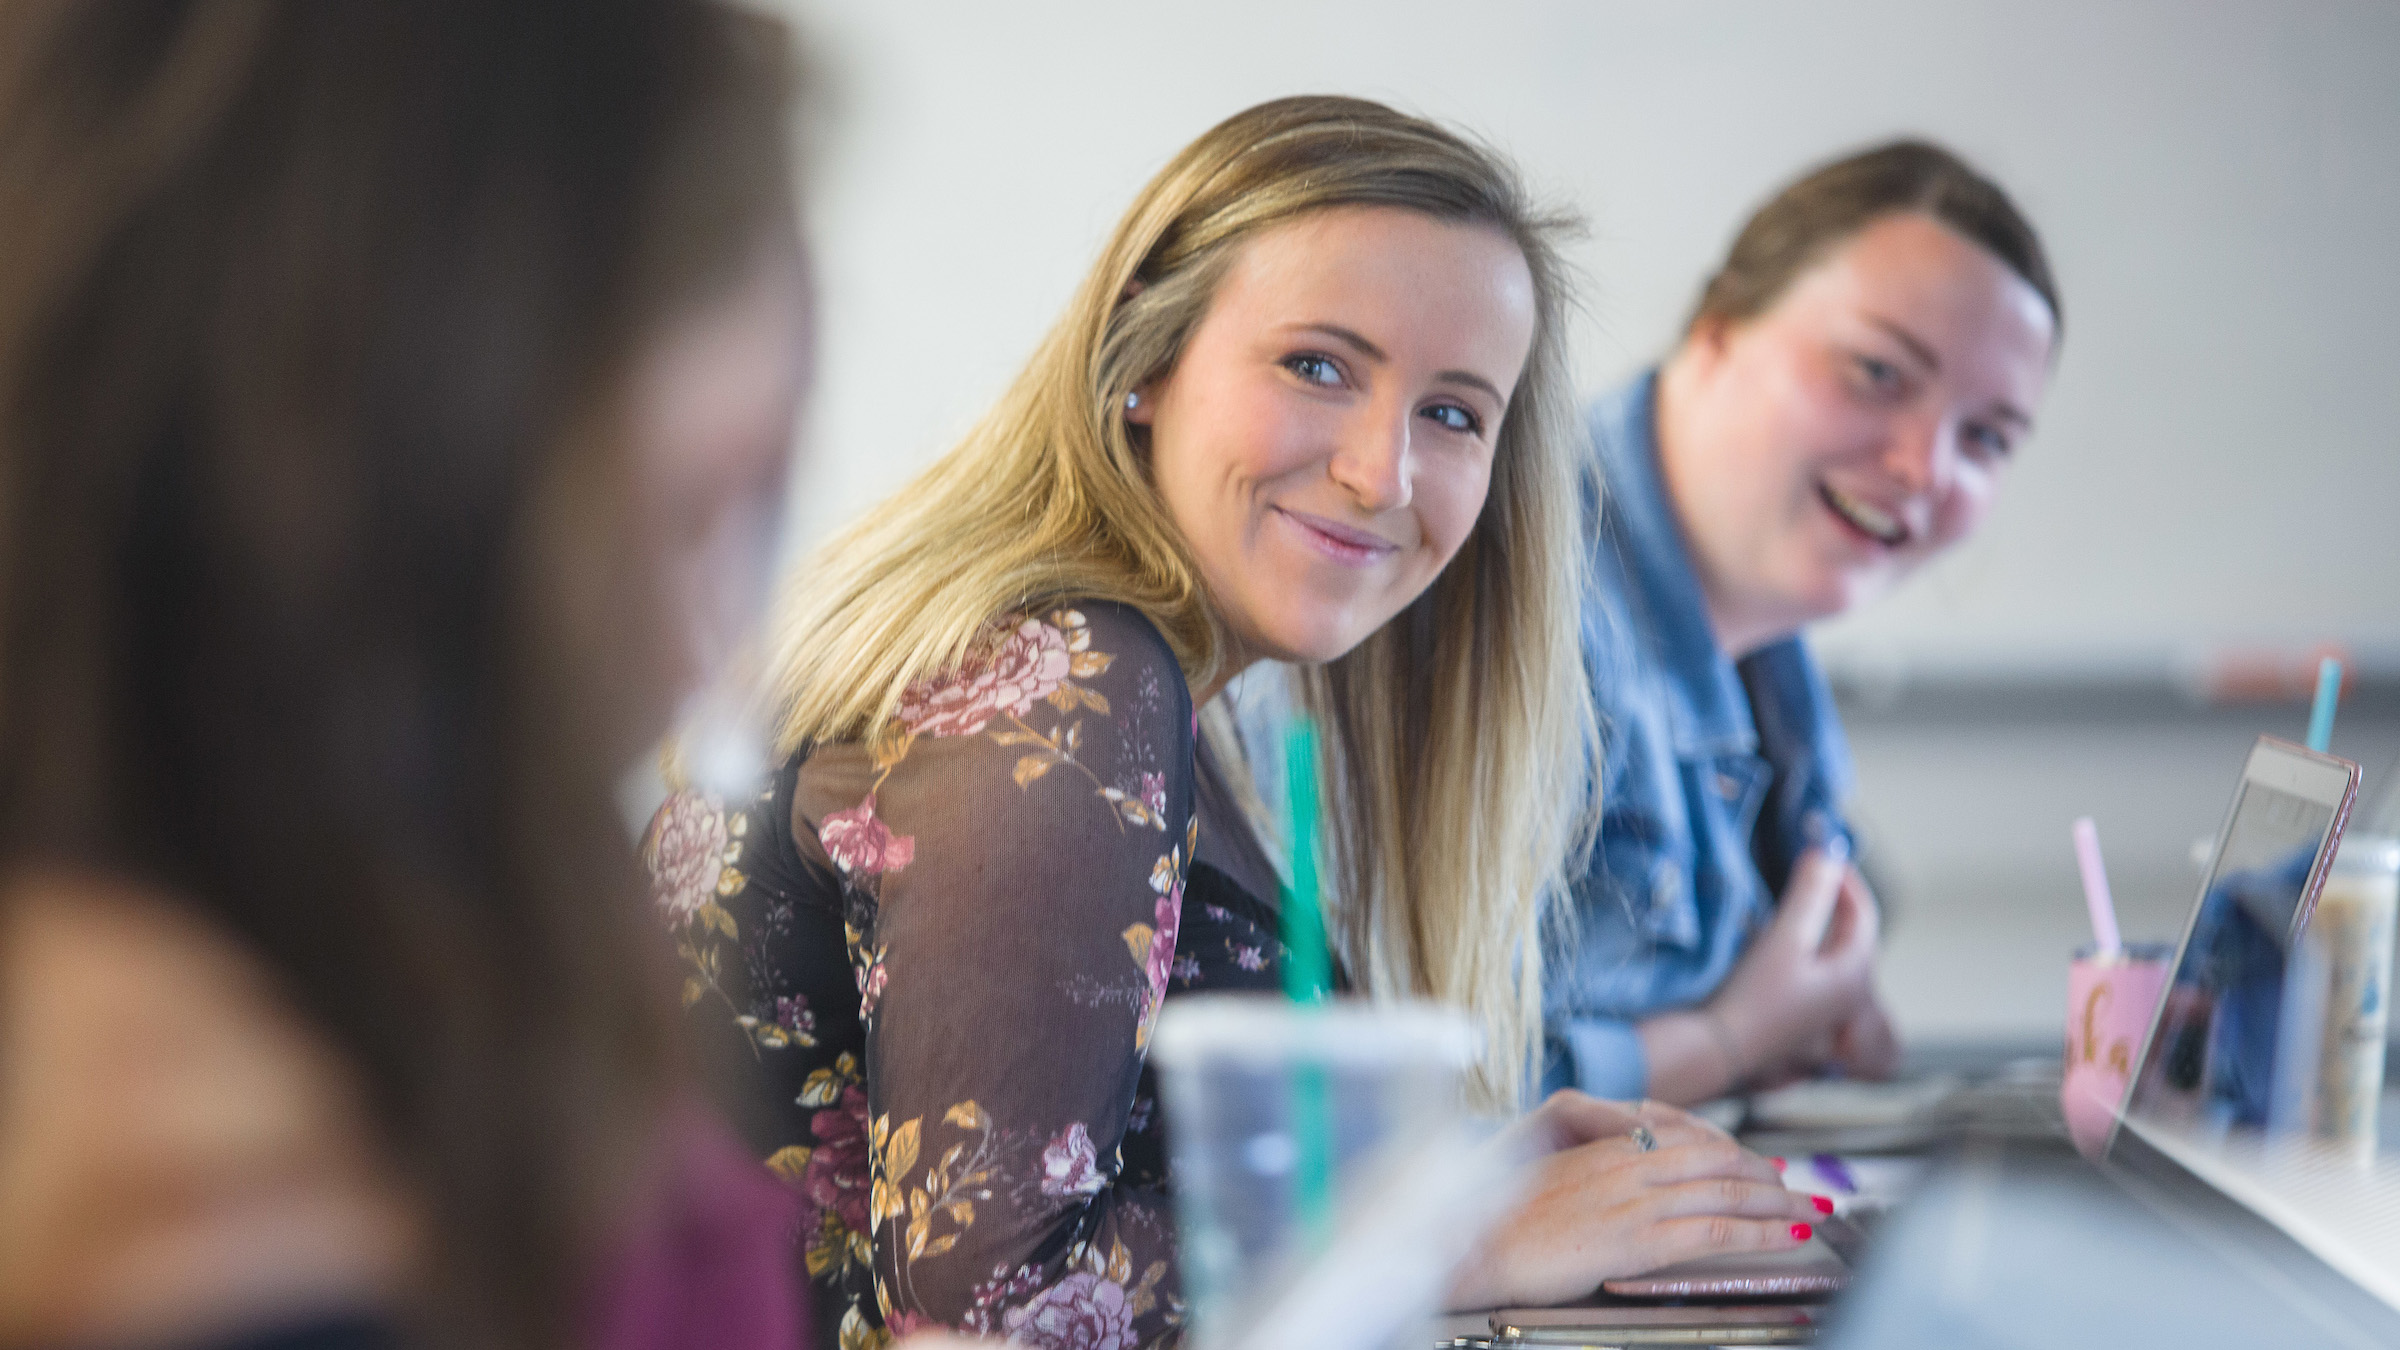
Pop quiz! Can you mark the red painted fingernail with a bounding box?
[1769,1156,1787,1172]
[1812,1195,1835,1215]
[1790,1222,1813,1242]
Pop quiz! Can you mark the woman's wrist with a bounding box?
[1697,1004,1750,1095]
[1636,1009,1745,1105]
[1443,1239,1502,1311]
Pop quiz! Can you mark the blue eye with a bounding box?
[1854,354,1904,395]
[1421,402,1482,435]
[1962,421,2013,462]
[1284,354,1343,387]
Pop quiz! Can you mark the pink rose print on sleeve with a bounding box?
[643,791,731,928]
[1039,1122,1106,1198]
[819,792,915,878]
[1143,853,1183,1009]
[896,616,1071,738]
[1145,887,1181,1008]
[1000,1271,1137,1350]
[856,950,889,1018]
[802,1086,874,1235]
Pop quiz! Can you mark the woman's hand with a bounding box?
[1636,847,1897,1103]
[1829,985,1902,1081]
[1445,1092,1822,1310]
[1707,844,1883,1085]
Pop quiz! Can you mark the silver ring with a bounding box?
[1628,1124,1657,1152]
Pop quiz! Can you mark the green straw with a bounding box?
[1280,717,1335,1250]
[1281,716,1331,1002]
[2307,656,2343,753]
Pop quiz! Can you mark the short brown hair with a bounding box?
[1689,139,2061,342]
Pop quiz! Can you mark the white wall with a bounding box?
[760,1,2400,1045]
[771,0,2400,676]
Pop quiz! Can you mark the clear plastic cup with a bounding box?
[1149,995,1483,1350]
[2301,833,2399,1157]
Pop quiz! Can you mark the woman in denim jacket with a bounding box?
[1549,141,2063,1105]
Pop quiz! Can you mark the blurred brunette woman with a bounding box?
[0,4,811,1348]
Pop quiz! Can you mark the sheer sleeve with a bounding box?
[794,603,1195,1345]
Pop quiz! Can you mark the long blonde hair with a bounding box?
[767,95,1595,1109]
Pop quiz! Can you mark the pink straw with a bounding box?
[2072,817,2122,958]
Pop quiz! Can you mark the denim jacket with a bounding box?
[1543,371,1855,1100]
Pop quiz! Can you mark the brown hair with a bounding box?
[1689,138,2061,341]
[0,3,792,1348]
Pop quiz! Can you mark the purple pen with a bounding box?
[1811,1153,1858,1194]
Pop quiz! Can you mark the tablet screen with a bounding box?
[2127,778,2341,1133]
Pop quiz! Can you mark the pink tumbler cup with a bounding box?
[2061,941,2174,1157]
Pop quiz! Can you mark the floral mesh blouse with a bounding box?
[645,602,1288,1350]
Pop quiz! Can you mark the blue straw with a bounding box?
[2307,657,2343,753]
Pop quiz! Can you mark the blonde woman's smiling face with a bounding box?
[1133,206,1536,675]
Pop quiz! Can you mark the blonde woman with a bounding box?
[647,96,1821,1348]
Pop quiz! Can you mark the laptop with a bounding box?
[2100,734,2400,1311]
[1822,736,2400,1349]
[1477,735,2388,1346]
